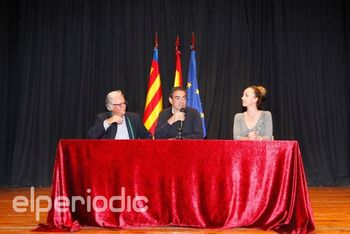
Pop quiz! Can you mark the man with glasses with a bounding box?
[87,90,151,139]
[155,86,203,139]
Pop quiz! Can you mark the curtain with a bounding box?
[1,0,349,186]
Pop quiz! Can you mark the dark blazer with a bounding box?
[155,107,203,139]
[87,112,151,139]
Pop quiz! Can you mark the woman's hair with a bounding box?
[249,85,267,109]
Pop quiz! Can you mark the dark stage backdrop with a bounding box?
[1,0,349,186]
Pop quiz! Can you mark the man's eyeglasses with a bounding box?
[112,101,127,107]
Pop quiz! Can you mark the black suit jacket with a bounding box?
[154,107,203,139]
[87,112,151,139]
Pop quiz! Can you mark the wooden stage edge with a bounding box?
[0,187,349,233]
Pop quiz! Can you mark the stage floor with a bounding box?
[0,187,349,233]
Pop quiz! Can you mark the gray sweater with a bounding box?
[233,111,273,140]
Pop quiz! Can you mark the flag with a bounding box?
[186,41,207,137]
[173,35,183,87]
[143,40,163,136]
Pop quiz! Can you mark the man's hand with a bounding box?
[106,115,123,125]
[167,111,185,125]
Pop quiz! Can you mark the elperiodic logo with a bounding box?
[12,186,149,221]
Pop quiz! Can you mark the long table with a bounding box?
[44,140,315,233]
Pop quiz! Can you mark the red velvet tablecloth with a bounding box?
[44,140,314,233]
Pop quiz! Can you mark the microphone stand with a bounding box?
[176,124,183,139]
[176,108,186,139]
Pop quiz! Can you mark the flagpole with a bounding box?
[152,32,158,140]
[175,35,180,51]
[191,32,195,50]
[155,32,158,48]
[174,35,183,87]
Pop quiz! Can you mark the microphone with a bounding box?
[177,108,185,139]
[179,108,185,131]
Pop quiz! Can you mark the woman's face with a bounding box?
[241,88,257,107]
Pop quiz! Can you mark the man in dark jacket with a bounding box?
[87,90,151,139]
[155,87,203,139]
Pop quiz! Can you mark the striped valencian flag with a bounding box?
[143,36,163,136]
[173,35,183,87]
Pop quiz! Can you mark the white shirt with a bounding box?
[103,116,130,139]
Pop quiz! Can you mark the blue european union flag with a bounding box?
[186,48,207,137]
